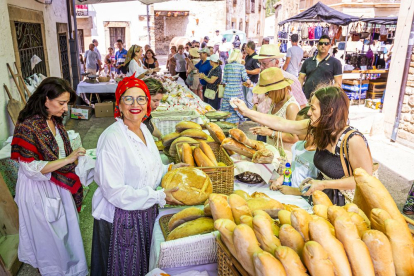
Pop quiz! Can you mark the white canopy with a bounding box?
[76,0,169,5]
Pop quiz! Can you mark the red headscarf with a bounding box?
[114,74,151,120]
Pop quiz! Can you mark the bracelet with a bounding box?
[271,131,276,139]
[168,164,173,171]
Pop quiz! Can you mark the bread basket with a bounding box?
[98,76,110,82]
[216,235,249,276]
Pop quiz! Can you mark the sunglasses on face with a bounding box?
[121,96,148,105]
[318,42,330,46]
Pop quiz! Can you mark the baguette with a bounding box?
[274,246,308,276]
[229,129,266,150]
[327,205,349,225]
[349,212,370,238]
[181,143,195,166]
[206,122,226,144]
[309,218,352,276]
[221,137,257,158]
[370,208,391,233]
[229,194,252,224]
[199,141,218,166]
[233,224,263,276]
[311,215,336,237]
[253,251,287,276]
[279,224,305,258]
[343,203,371,229]
[313,204,328,220]
[233,190,251,201]
[253,210,279,236]
[335,216,375,276]
[303,241,335,276]
[169,137,198,156]
[209,193,234,222]
[214,219,238,258]
[193,147,215,167]
[247,197,284,218]
[166,217,214,241]
[291,208,312,241]
[312,190,333,207]
[253,214,281,254]
[168,207,204,231]
[362,230,396,276]
[240,215,253,228]
[278,210,292,225]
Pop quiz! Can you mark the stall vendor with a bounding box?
[143,77,168,139]
[91,75,187,276]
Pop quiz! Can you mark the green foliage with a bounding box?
[266,0,279,18]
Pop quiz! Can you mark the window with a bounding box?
[77,29,84,53]
[246,0,251,14]
[233,0,237,5]
[251,0,255,13]
[109,27,125,49]
[232,22,236,29]
[239,20,243,31]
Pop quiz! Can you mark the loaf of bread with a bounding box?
[384,218,414,275]
[169,137,198,156]
[251,191,270,199]
[253,214,281,254]
[193,147,215,167]
[278,210,292,225]
[291,208,312,241]
[274,246,308,276]
[175,121,202,133]
[161,167,212,205]
[309,218,352,276]
[233,190,251,201]
[240,215,253,228]
[168,207,204,231]
[209,193,234,222]
[252,148,274,164]
[206,122,226,144]
[233,224,263,276]
[229,194,252,224]
[313,205,328,220]
[221,137,256,158]
[343,203,371,229]
[303,241,335,276]
[349,212,370,238]
[327,205,349,225]
[166,217,214,241]
[204,199,212,217]
[362,230,395,276]
[282,203,300,212]
[334,216,375,276]
[253,251,287,276]
[181,143,195,166]
[162,132,180,147]
[229,129,266,151]
[353,168,406,226]
[312,190,333,207]
[180,129,208,140]
[247,197,284,218]
[214,219,238,258]
[370,208,391,233]
[253,210,279,236]
[311,215,336,237]
[199,141,218,166]
[279,224,305,258]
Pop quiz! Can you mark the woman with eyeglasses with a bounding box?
[91,75,187,275]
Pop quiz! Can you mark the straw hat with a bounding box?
[189,48,200,58]
[253,67,294,94]
[253,44,285,60]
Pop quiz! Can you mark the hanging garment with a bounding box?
[308,26,315,40]
[314,25,322,39]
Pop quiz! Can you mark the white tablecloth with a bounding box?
[76,81,118,95]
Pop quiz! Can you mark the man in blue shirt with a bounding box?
[195,47,212,102]
[115,39,128,74]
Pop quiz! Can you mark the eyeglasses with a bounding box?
[121,96,148,105]
[318,42,330,46]
[259,59,276,66]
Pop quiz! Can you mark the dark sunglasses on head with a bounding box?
[318,42,330,46]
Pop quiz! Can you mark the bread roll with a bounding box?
[309,218,352,276]
[278,210,292,225]
[206,122,226,144]
[204,199,212,217]
[353,168,406,226]
[344,203,371,228]
[229,129,266,151]
[221,137,256,158]
[162,132,180,147]
[334,216,375,276]
[253,251,287,276]
[313,205,328,220]
[349,212,370,238]
[229,194,252,224]
[251,191,270,199]
[311,215,336,237]
[240,215,253,228]
[180,129,208,140]
[193,147,215,167]
[233,224,263,275]
[252,148,274,164]
[370,208,391,233]
[253,214,281,254]
[166,217,214,241]
[279,224,305,258]
[274,246,308,276]
[233,190,251,201]
[209,193,234,222]
[327,205,349,225]
[247,197,284,218]
[199,141,218,166]
[362,230,395,276]
[384,218,414,275]
[169,137,198,156]
[168,207,204,231]
[181,143,195,166]
[303,241,335,276]
[214,219,237,258]
[282,203,300,212]
[175,121,202,133]
[253,210,279,236]
[312,190,333,207]
[291,208,312,241]
[161,167,212,205]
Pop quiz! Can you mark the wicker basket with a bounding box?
[176,142,234,195]
[151,110,202,136]
[216,235,249,276]
[159,214,174,239]
[98,76,110,82]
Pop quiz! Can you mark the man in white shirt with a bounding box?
[283,34,304,77]
[84,43,102,75]
[212,30,223,54]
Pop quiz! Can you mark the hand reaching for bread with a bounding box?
[250,127,273,137]
[231,98,249,115]
[165,187,184,205]
[300,179,326,196]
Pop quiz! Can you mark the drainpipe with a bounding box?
[391,21,414,142]
[66,0,80,89]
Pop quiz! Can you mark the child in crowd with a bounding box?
[270,106,319,195]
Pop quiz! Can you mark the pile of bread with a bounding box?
[180,141,226,168]
[215,168,414,276]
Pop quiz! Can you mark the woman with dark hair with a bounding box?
[143,49,159,70]
[234,85,373,205]
[143,77,167,139]
[11,77,88,275]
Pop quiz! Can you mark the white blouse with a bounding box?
[127,59,146,78]
[92,118,168,223]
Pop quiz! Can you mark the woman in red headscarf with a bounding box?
[91,75,187,276]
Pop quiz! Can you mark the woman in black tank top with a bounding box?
[233,85,373,206]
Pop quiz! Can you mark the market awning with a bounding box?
[76,0,172,5]
[278,1,359,26]
[360,17,398,25]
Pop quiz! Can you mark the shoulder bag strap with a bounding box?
[340,129,357,177]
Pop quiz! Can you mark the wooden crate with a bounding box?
[368,81,386,92]
[367,91,384,99]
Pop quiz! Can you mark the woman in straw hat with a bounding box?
[221,49,251,124]
[250,67,300,160]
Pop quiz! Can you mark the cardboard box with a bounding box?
[71,105,93,120]
[95,102,115,118]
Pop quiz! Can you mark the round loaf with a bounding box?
[168,207,204,231]
[175,121,202,133]
[161,167,213,205]
[166,217,214,241]
[162,132,180,147]
[180,129,208,140]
